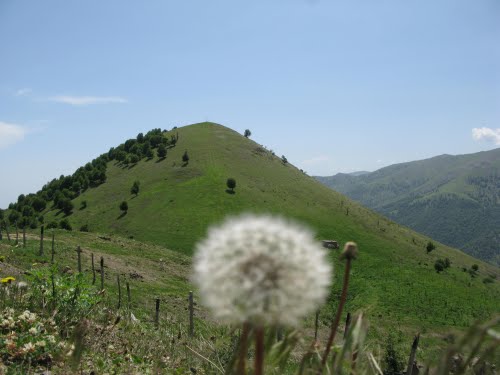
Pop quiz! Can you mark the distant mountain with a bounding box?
[316,148,500,266]
[347,171,371,177]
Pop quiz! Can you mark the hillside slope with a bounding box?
[317,149,500,266]
[5,123,500,339]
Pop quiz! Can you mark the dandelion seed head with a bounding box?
[193,214,332,327]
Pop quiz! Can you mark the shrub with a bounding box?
[32,197,46,212]
[157,144,167,158]
[120,201,128,213]
[383,331,405,375]
[281,155,288,164]
[59,219,72,231]
[46,221,58,230]
[80,200,87,210]
[80,224,89,232]
[131,181,140,196]
[182,150,189,163]
[426,241,436,253]
[61,199,74,216]
[434,260,445,273]
[226,178,236,192]
[244,129,251,138]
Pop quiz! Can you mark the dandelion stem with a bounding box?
[321,258,352,369]
[255,326,265,375]
[236,323,250,375]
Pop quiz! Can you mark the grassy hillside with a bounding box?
[316,149,500,266]
[3,122,500,361]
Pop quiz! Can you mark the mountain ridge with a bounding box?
[316,147,500,265]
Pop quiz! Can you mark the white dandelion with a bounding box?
[193,214,332,327]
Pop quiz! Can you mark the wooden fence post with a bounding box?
[15,222,19,245]
[39,225,44,256]
[51,232,55,263]
[126,281,131,315]
[76,246,82,273]
[314,310,320,341]
[155,298,160,327]
[188,291,194,337]
[343,312,352,339]
[23,225,26,248]
[406,333,420,375]
[117,275,121,310]
[100,257,104,291]
[5,221,11,242]
[91,253,96,285]
[0,223,3,240]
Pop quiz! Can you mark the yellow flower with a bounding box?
[1,277,15,284]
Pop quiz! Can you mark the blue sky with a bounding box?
[0,0,499,208]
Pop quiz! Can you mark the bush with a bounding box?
[426,241,436,253]
[383,331,405,375]
[80,200,87,210]
[182,150,189,163]
[244,129,251,138]
[120,201,128,213]
[80,224,89,232]
[226,178,236,192]
[281,155,288,164]
[131,181,140,196]
[157,144,167,158]
[434,260,445,273]
[46,221,58,229]
[59,219,72,231]
[434,258,450,273]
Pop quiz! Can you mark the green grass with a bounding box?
[11,122,500,364]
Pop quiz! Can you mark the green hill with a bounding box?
[316,149,500,266]
[2,122,500,356]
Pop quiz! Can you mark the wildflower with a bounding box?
[35,340,46,348]
[46,335,56,343]
[193,214,332,327]
[1,276,15,284]
[16,281,28,290]
[29,327,38,335]
[23,342,35,353]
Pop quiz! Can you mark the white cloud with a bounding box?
[472,127,500,145]
[15,88,32,96]
[48,95,127,106]
[301,155,330,165]
[0,122,28,149]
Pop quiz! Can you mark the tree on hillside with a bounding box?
[131,181,140,197]
[157,143,167,158]
[130,154,140,164]
[426,241,436,254]
[62,199,74,216]
[281,155,288,164]
[226,178,236,193]
[59,218,72,231]
[244,129,252,138]
[434,259,445,273]
[32,197,47,212]
[120,201,128,214]
[182,150,190,164]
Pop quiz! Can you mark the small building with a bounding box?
[322,240,340,249]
